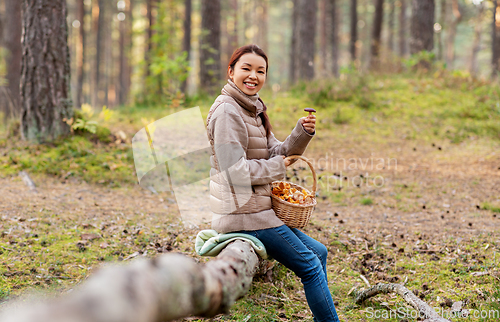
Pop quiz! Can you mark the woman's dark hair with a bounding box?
[227,44,273,137]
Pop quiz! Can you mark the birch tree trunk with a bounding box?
[20,0,73,142]
[0,240,259,322]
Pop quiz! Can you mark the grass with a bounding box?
[1,71,500,320]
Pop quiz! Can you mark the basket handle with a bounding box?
[284,155,317,195]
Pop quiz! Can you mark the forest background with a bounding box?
[0,0,499,321]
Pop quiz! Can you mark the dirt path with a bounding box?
[1,138,499,242]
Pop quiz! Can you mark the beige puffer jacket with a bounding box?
[206,79,315,233]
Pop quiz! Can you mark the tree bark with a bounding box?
[200,0,221,94]
[410,0,435,56]
[4,0,22,118]
[350,0,358,62]
[492,0,500,79]
[92,0,104,108]
[180,0,191,94]
[290,0,299,84]
[469,2,484,77]
[437,0,446,61]
[445,0,461,69]
[370,0,384,69]
[298,0,317,80]
[76,0,85,109]
[388,0,395,53]
[330,0,339,77]
[145,0,155,80]
[0,240,259,322]
[118,1,127,105]
[355,283,451,322]
[319,0,327,76]
[20,0,73,142]
[258,0,269,53]
[399,0,407,57]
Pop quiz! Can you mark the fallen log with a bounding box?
[0,240,259,322]
[355,283,451,322]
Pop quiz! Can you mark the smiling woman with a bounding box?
[204,44,338,322]
[228,52,267,95]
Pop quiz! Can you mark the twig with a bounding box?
[355,283,451,322]
[19,171,37,192]
[359,275,371,287]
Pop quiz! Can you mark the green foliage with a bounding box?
[141,0,189,105]
[482,202,500,213]
[69,105,113,143]
[402,50,436,70]
[0,136,134,185]
[360,197,373,206]
[301,74,375,109]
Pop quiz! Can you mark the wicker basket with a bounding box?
[271,155,317,229]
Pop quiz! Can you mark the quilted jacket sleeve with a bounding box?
[210,103,286,186]
[267,119,315,163]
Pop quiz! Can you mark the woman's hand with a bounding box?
[300,115,316,134]
[282,155,291,167]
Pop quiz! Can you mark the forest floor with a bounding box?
[1,73,500,321]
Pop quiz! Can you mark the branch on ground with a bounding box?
[355,283,451,322]
[0,240,259,322]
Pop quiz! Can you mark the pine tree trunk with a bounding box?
[4,0,22,118]
[259,0,268,53]
[298,0,317,80]
[410,0,435,55]
[118,1,128,106]
[92,0,104,108]
[20,0,73,142]
[330,0,339,77]
[76,0,85,109]
[370,0,384,69]
[350,0,358,62]
[445,0,461,69]
[125,0,133,103]
[319,0,327,76]
[290,0,299,84]
[399,0,407,57]
[468,3,483,77]
[200,0,221,93]
[491,0,500,79]
[180,0,191,94]
[437,0,446,61]
[229,0,238,52]
[145,0,154,80]
[388,0,395,53]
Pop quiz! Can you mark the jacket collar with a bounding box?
[222,79,264,115]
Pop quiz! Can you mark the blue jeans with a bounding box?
[237,225,340,322]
